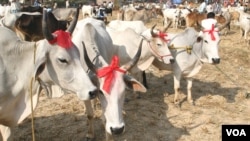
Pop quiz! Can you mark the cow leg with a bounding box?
[173,74,181,104]
[84,100,95,141]
[105,131,114,141]
[142,71,148,89]
[186,78,194,105]
[0,125,13,141]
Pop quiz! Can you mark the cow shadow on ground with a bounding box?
[117,88,189,140]
[143,70,241,105]
[13,112,105,141]
[12,93,188,141]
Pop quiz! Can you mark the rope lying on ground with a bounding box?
[214,65,250,99]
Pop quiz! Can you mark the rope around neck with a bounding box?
[30,43,37,141]
[29,77,36,141]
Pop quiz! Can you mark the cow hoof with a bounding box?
[85,137,95,141]
[188,100,194,105]
[174,100,180,105]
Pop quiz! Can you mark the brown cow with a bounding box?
[186,11,226,30]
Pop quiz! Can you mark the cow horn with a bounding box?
[163,21,172,32]
[218,16,231,31]
[66,8,79,34]
[122,39,143,71]
[42,9,54,41]
[150,24,157,37]
[82,42,97,73]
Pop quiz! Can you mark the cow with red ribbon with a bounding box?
[72,17,146,141]
[150,17,230,105]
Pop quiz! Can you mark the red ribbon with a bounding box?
[97,56,126,94]
[158,31,169,42]
[203,24,218,41]
[48,30,73,49]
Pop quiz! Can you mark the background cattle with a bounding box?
[238,9,250,44]
[1,7,71,41]
[185,10,227,30]
[163,8,182,28]
[120,7,157,23]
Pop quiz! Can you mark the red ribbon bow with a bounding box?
[158,31,169,42]
[203,24,218,41]
[97,56,126,94]
[48,30,73,49]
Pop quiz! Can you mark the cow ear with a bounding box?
[33,43,48,79]
[197,31,203,43]
[197,36,203,42]
[33,58,46,80]
[123,75,147,93]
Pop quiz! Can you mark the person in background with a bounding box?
[9,0,21,13]
[65,0,69,8]
[198,0,207,13]
[95,4,107,22]
[33,0,40,7]
[53,2,57,9]
[213,0,222,14]
[207,11,215,19]
[107,1,113,9]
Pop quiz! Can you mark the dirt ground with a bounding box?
[12,10,250,141]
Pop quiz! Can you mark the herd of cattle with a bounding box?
[0,1,249,141]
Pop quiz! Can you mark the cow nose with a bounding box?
[170,59,175,64]
[110,126,124,135]
[89,89,98,99]
[212,58,220,64]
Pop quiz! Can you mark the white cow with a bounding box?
[107,20,147,34]
[106,23,174,88]
[238,10,250,43]
[0,4,7,17]
[152,18,226,104]
[163,8,182,28]
[0,9,97,141]
[72,18,146,141]
[81,5,94,18]
[121,7,157,23]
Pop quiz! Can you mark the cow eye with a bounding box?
[58,58,68,64]
[157,43,162,47]
[204,40,208,43]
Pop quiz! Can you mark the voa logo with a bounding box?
[226,129,247,136]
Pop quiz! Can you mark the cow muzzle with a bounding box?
[212,58,220,64]
[110,126,125,135]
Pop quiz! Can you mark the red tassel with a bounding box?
[48,30,73,49]
[158,31,169,42]
[203,24,218,41]
[97,56,126,94]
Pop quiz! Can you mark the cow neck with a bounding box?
[168,34,204,64]
[191,40,205,64]
[140,35,172,62]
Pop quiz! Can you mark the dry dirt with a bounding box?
[12,10,250,141]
